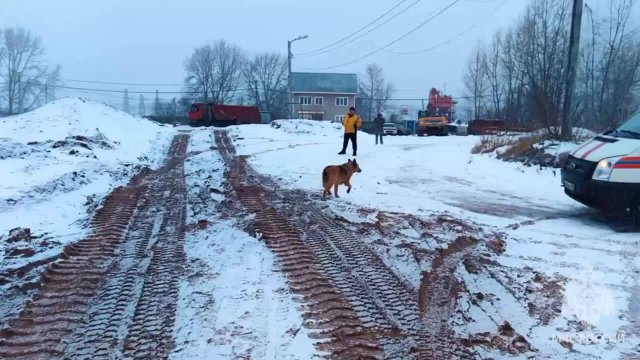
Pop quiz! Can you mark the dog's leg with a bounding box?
[334,184,339,198]
[346,181,352,194]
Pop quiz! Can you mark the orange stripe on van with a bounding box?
[571,140,593,156]
[613,163,640,169]
[580,142,606,159]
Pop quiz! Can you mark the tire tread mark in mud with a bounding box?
[0,135,189,360]
[216,130,478,360]
[215,130,383,360]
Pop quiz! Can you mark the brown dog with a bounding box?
[322,159,362,200]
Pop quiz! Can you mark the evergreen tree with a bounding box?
[123,88,131,114]
[153,89,161,115]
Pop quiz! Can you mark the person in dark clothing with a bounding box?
[373,113,385,145]
[338,107,362,156]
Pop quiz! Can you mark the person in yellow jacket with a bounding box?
[338,107,362,156]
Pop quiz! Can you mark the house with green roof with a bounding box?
[290,72,358,122]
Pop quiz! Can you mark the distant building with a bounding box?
[290,72,357,122]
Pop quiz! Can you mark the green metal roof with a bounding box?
[291,72,358,94]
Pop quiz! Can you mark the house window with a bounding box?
[301,114,313,120]
[299,96,311,105]
[335,115,346,123]
[336,97,349,106]
[314,97,324,106]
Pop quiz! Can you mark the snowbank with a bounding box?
[0,98,175,320]
[270,119,342,137]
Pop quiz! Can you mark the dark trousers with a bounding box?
[375,131,384,144]
[341,133,357,154]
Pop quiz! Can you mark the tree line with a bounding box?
[0,26,396,121]
[463,0,640,136]
[183,39,395,121]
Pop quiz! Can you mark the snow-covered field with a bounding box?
[0,99,175,319]
[230,120,640,359]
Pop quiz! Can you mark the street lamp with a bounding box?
[288,34,308,119]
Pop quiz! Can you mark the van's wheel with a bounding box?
[632,197,640,228]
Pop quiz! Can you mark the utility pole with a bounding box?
[287,35,308,119]
[45,84,48,104]
[561,0,584,140]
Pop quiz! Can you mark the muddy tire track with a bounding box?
[216,130,477,359]
[0,134,189,359]
[419,236,477,359]
[216,131,383,359]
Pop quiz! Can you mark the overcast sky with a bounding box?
[1,0,638,113]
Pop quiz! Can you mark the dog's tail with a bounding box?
[322,168,328,185]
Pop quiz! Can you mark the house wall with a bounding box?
[292,93,356,122]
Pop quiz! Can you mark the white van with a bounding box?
[561,112,640,226]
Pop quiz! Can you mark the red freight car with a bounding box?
[188,103,261,127]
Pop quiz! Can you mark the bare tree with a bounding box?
[484,32,503,118]
[359,64,394,122]
[463,48,487,119]
[123,88,130,114]
[500,30,526,125]
[0,27,61,114]
[184,40,246,105]
[518,0,570,135]
[243,52,288,118]
[463,0,640,135]
[138,95,146,116]
[587,0,639,130]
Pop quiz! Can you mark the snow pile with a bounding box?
[2,98,168,163]
[0,98,175,319]
[535,140,579,156]
[531,127,597,141]
[270,119,342,137]
[1,98,174,202]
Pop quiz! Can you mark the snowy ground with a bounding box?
[230,120,640,359]
[0,98,175,320]
[171,130,316,359]
[2,109,638,358]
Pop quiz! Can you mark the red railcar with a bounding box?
[188,103,261,127]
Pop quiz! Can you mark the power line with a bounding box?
[50,84,288,95]
[2,78,186,87]
[294,0,410,57]
[295,0,422,58]
[384,24,477,55]
[301,0,462,71]
[63,79,185,86]
[385,0,509,55]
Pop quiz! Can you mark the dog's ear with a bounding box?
[348,159,352,163]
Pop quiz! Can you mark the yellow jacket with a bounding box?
[343,114,362,134]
